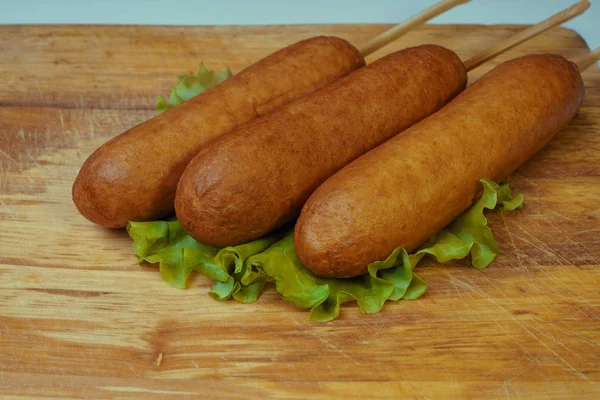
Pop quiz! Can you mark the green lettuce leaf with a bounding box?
[417,179,524,269]
[242,234,420,322]
[126,219,280,296]
[127,179,523,321]
[208,233,281,302]
[156,63,232,113]
[127,220,221,289]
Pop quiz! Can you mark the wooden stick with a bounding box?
[574,47,600,71]
[463,0,590,72]
[358,0,471,57]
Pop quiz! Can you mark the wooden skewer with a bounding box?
[574,47,600,71]
[358,0,471,57]
[463,0,590,71]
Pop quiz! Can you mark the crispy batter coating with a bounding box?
[73,36,364,227]
[176,45,466,247]
[295,54,585,278]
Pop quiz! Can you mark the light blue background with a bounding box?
[1,0,598,50]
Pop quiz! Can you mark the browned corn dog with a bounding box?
[175,45,467,247]
[72,36,364,228]
[295,54,585,278]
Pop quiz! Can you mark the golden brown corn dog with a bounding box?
[175,45,467,247]
[72,36,364,227]
[295,54,585,278]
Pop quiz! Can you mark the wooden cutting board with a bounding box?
[0,24,599,399]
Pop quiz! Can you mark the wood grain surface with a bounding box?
[0,24,599,399]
